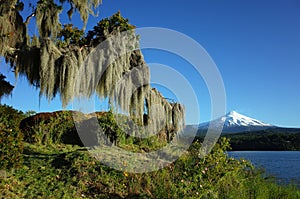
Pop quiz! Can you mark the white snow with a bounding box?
[199,111,273,129]
[223,111,272,127]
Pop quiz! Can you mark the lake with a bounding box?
[228,151,300,188]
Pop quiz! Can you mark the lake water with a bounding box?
[228,151,300,188]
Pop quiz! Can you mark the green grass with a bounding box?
[1,105,299,198]
[1,139,299,199]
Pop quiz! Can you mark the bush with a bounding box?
[0,126,23,170]
[0,104,25,129]
[0,105,25,170]
[1,134,299,198]
[21,111,76,145]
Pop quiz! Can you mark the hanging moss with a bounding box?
[36,0,62,38]
[30,35,40,47]
[60,0,102,27]
[0,7,185,139]
[113,64,150,121]
[0,0,26,60]
[71,0,101,27]
[0,0,15,15]
[39,38,62,101]
[15,47,41,85]
[171,103,185,133]
[141,89,185,140]
[56,46,85,107]
[144,88,168,133]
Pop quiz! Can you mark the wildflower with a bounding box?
[123,172,129,177]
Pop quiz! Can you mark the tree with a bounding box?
[0,0,102,102]
[0,74,14,101]
[0,0,185,136]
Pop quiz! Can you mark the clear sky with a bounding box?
[1,0,300,127]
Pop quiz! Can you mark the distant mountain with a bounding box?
[196,111,275,134]
[185,111,300,151]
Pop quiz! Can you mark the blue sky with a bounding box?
[1,0,300,127]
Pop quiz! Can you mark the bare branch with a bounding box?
[24,11,36,25]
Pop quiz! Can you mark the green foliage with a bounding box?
[0,126,23,170]
[0,105,25,170]
[0,145,79,198]
[0,74,14,100]
[96,111,168,151]
[1,5,177,135]
[86,11,136,46]
[24,110,36,118]
[20,110,163,149]
[57,24,86,47]
[149,138,254,198]
[0,104,24,128]
[22,111,75,145]
[97,111,123,145]
[0,106,299,197]
[226,131,300,151]
[1,135,299,198]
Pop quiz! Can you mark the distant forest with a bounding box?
[196,128,300,151]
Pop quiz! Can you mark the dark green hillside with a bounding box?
[195,128,300,151]
[225,130,300,151]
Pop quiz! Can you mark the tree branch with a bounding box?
[24,11,36,25]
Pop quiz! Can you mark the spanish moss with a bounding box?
[36,0,62,38]
[0,5,185,139]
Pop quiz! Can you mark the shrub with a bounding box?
[0,104,25,129]
[0,105,25,170]
[0,125,23,170]
[21,111,76,145]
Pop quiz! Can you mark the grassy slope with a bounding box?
[1,106,300,198]
[1,140,300,198]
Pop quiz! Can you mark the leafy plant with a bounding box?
[0,125,23,170]
[0,74,14,100]
[0,104,25,129]
[0,105,25,170]
[1,105,299,198]
[86,11,136,46]
[22,111,75,145]
[57,24,86,47]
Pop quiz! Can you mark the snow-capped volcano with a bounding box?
[223,111,273,127]
[198,111,275,133]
